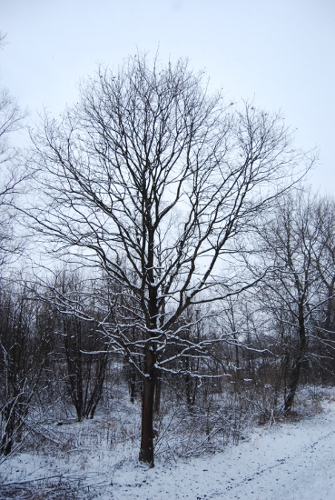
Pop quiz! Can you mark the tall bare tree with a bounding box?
[0,32,26,268]
[313,197,335,334]
[252,191,330,413]
[308,196,335,381]
[0,281,46,456]
[28,54,309,465]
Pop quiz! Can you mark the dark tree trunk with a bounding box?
[139,377,156,466]
[284,308,306,414]
[139,343,156,467]
[1,400,19,456]
[1,412,14,456]
[284,357,303,413]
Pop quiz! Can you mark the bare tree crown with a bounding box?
[31,55,307,330]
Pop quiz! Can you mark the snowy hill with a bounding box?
[1,392,334,499]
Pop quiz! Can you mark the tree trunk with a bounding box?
[1,404,16,456]
[284,357,302,413]
[139,376,156,466]
[284,310,306,414]
[139,343,156,467]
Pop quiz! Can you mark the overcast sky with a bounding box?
[1,0,334,193]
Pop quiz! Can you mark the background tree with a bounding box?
[28,54,309,466]
[308,196,335,382]
[48,270,109,421]
[0,33,33,457]
[252,191,333,413]
[0,282,46,455]
[0,32,26,269]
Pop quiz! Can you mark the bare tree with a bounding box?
[0,32,33,444]
[28,54,309,465]
[49,270,109,421]
[313,197,335,333]
[307,196,335,381]
[0,282,45,456]
[252,191,331,413]
[0,32,26,268]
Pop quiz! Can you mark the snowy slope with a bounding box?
[109,399,335,499]
[1,397,335,499]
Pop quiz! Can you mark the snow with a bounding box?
[109,399,335,500]
[1,394,335,499]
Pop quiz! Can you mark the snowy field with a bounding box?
[108,400,335,500]
[1,391,335,499]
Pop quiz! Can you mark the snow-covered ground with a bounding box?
[108,397,335,500]
[1,392,335,499]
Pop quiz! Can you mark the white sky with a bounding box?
[1,0,334,193]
